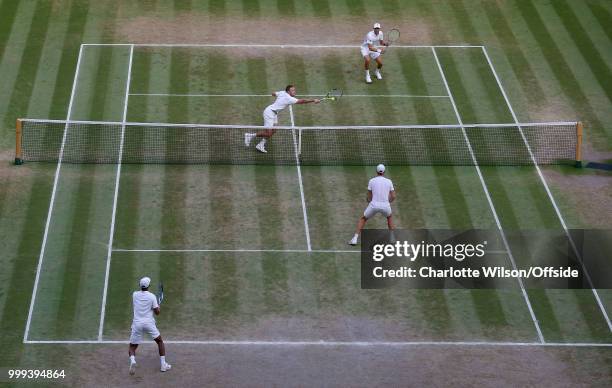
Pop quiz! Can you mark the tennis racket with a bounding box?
[320,88,343,102]
[384,28,400,51]
[156,281,164,305]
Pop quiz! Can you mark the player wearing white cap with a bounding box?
[244,84,320,153]
[128,277,171,375]
[349,164,396,245]
[361,22,389,84]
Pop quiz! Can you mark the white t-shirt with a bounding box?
[368,175,394,206]
[132,290,158,322]
[362,30,384,49]
[267,91,299,113]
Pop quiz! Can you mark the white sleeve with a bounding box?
[389,180,394,191]
[367,179,373,191]
[151,292,159,309]
[289,96,299,104]
[379,32,384,42]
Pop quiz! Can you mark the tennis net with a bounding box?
[15,119,582,166]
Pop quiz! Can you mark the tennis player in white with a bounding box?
[349,164,396,245]
[244,84,319,153]
[361,22,389,84]
[128,277,171,375]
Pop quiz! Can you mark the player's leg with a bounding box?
[128,344,138,375]
[374,56,383,80]
[246,109,275,148]
[154,336,172,372]
[361,47,373,84]
[128,323,142,375]
[350,204,377,245]
[142,321,170,372]
[349,215,368,246]
[255,127,277,153]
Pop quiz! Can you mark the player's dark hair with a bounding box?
[285,84,294,92]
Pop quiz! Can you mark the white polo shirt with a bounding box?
[132,290,158,322]
[362,30,384,49]
[368,175,394,206]
[267,91,299,114]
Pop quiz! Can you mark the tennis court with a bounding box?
[21,43,611,348]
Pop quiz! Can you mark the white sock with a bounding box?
[257,138,267,146]
[365,70,370,76]
[130,355,135,363]
[353,233,358,240]
[160,356,166,366]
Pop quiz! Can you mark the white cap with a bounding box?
[139,277,151,288]
[376,164,385,173]
[373,22,381,29]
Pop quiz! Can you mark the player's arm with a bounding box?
[389,190,396,203]
[152,295,160,315]
[366,190,372,203]
[272,92,277,97]
[367,43,382,53]
[296,98,320,104]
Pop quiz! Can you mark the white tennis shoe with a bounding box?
[255,142,267,153]
[244,133,256,146]
[129,360,137,375]
[348,236,358,246]
[365,73,372,84]
[161,363,172,372]
[375,69,382,80]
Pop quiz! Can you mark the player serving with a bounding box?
[245,85,320,153]
[128,277,171,375]
[349,164,396,246]
[361,22,389,84]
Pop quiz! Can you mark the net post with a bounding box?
[575,121,583,168]
[15,118,23,165]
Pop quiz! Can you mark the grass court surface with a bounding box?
[1,1,611,386]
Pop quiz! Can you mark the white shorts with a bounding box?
[130,320,160,344]
[263,107,278,127]
[361,47,381,60]
[364,203,392,219]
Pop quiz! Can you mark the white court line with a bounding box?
[97,44,134,341]
[22,339,612,347]
[22,45,86,343]
[82,43,485,49]
[481,47,612,332]
[431,47,545,343]
[290,105,312,251]
[129,93,450,98]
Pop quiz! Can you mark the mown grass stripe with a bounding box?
[157,47,191,321]
[48,0,90,119]
[276,0,295,16]
[587,1,612,43]
[0,0,20,64]
[242,0,260,17]
[2,0,52,129]
[246,56,291,311]
[311,0,332,18]
[0,169,53,363]
[344,0,365,17]
[208,0,226,15]
[550,0,612,108]
[515,0,610,148]
[480,1,547,107]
